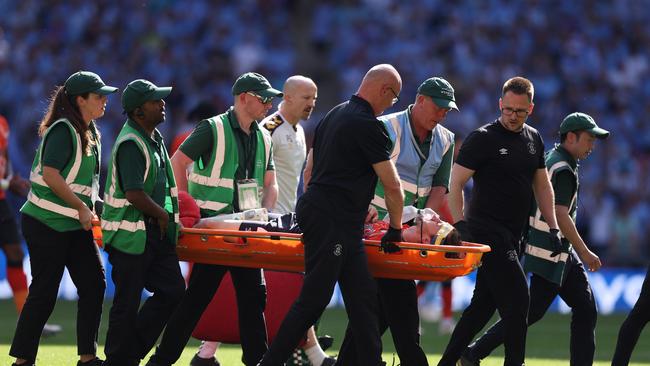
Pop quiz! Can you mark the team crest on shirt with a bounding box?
[333,243,342,256]
[506,250,518,261]
[499,148,508,155]
[527,142,536,155]
[263,114,284,134]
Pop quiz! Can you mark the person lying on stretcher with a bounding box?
[184,199,462,250]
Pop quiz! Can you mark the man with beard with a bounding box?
[103,79,185,366]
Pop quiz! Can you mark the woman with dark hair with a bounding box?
[9,71,117,366]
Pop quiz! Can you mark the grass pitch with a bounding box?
[0,300,649,365]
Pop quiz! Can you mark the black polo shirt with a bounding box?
[305,95,392,223]
[456,119,545,237]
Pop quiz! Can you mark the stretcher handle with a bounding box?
[179,228,491,254]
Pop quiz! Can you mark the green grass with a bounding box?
[1,300,649,365]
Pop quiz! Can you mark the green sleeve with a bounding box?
[266,144,275,171]
[116,141,146,191]
[179,120,213,164]
[553,170,576,207]
[431,140,455,189]
[42,123,73,170]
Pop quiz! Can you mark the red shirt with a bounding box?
[363,221,409,240]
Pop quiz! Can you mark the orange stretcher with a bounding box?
[176,228,491,282]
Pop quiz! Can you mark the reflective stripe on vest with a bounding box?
[528,160,574,237]
[26,191,79,218]
[373,110,453,214]
[101,125,155,253]
[525,244,569,263]
[27,119,92,219]
[188,113,271,214]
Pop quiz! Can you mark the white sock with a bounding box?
[197,341,220,359]
[304,344,327,366]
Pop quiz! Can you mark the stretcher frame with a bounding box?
[176,228,491,282]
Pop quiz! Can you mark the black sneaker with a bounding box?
[189,353,220,366]
[77,357,104,366]
[11,362,35,366]
[317,335,334,351]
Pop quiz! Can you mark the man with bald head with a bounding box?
[258,64,405,366]
[261,75,317,214]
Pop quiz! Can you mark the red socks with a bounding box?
[7,266,28,313]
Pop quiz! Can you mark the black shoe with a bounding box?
[320,357,337,366]
[106,358,139,366]
[190,353,220,366]
[317,335,334,351]
[77,357,104,366]
[11,362,35,366]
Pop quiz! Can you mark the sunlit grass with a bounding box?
[1,300,649,365]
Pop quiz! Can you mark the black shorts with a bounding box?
[0,199,21,246]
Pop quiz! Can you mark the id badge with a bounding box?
[237,178,261,211]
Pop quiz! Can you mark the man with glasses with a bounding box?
[146,72,281,366]
[438,77,561,366]
[336,77,458,366]
[462,112,607,366]
[258,64,405,366]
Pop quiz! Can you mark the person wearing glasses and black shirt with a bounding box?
[463,112,608,366]
[438,77,561,366]
[337,77,459,366]
[145,72,280,366]
[258,64,405,366]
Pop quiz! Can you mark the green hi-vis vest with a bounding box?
[524,146,576,284]
[101,121,179,254]
[21,119,99,232]
[187,112,271,216]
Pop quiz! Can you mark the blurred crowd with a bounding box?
[0,0,648,266]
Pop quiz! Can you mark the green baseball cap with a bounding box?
[231,72,283,98]
[417,77,458,111]
[64,71,118,96]
[121,79,172,112]
[559,112,609,139]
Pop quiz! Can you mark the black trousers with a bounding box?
[104,222,185,366]
[438,225,529,366]
[468,251,597,366]
[149,264,268,366]
[337,278,429,366]
[258,199,383,366]
[10,213,106,361]
[612,265,650,366]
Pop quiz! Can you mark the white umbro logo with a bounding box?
[333,244,342,256]
[499,148,508,155]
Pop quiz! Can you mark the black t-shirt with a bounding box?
[456,120,545,237]
[304,95,392,223]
